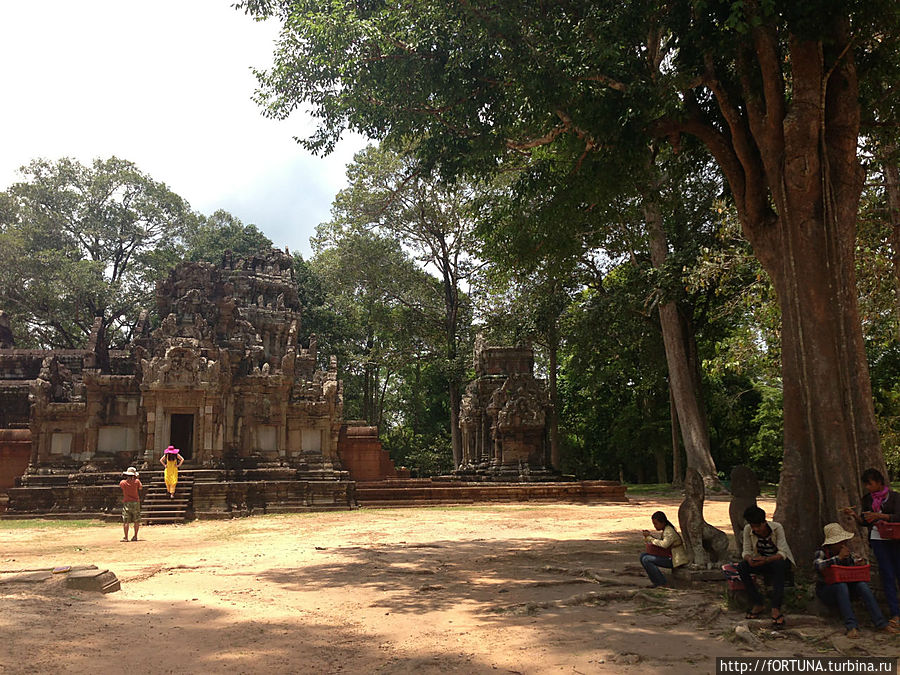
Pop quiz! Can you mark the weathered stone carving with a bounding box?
[36,356,76,403]
[0,311,14,349]
[678,468,731,568]
[2,249,348,480]
[457,342,555,481]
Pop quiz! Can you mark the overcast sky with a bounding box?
[0,0,367,257]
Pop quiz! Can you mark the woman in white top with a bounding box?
[640,510,688,587]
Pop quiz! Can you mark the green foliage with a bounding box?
[866,344,900,478]
[309,227,433,421]
[381,427,454,477]
[746,384,785,483]
[556,266,670,482]
[856,167,900,479]
[0,156,284,351]
[182,209,273,264]
[238,0,900,490]
[305,206,461,477]
[310,142,479,464]
[1,157,193,348]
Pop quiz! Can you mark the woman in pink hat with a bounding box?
[159,446,184,498]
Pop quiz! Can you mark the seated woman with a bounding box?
[814,522,897,637]
[843,468,900,629]
[640,511,688,587]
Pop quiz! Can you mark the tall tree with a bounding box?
[641,150,720,488]
[1,157,192,348]
[239,0,899,560]
[475,257,576,471]
[311,226,453,428]
[321,143,479,466]
[478,146,724,485]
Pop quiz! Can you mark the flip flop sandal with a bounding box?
[745,609,763,619]
[772,613,785,629]
[121,537,129,542]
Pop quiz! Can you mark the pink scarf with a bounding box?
[871,485,890,512]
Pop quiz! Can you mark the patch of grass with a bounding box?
[760,483,778,498]
[625,481,781,498]
[254,511,336,519]
[624,483,681,496]
[0,519,101,530]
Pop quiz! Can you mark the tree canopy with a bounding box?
[0,157,272,349]
[240,0,900,560]
[0,157,192,348]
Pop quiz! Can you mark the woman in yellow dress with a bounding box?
[159,445,184,498]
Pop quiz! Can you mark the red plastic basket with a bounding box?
[875,521,900,540]
[645,541,672,558]
[822,564,870,584]
[721,563,757,591]
[727,578,746,590]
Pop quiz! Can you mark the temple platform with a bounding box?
[355,478,627,507]
[4,467,356,520]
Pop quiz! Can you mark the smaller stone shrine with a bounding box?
[455,339,558,481]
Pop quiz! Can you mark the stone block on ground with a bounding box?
[64,568,120,593]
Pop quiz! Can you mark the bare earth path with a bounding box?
[1,497,896,674]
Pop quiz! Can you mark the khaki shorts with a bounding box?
[122,501,141,523]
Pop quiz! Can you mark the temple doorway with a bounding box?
[170,413,194,460]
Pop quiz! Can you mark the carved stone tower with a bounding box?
[456,342,557,481]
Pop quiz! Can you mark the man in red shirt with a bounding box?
[119,467,143,541]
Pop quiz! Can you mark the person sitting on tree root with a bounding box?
[640,510,689,588]
[738,505,795,629]
[814,522,897,637]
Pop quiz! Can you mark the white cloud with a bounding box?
[0,0,367,256]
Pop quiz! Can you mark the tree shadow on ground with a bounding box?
[238,530,656,615]
[228,531,771,671]
[0,575,496,674]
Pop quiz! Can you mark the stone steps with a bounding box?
[141,475,194,525]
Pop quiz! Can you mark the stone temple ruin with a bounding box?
[0,250,360,517]
[455,340,557,481]
[354,339,626,504]
[0,250,627,515]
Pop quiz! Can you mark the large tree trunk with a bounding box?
[644,198,720,488]
[882,148,900,337]
[760,36,884,566]
[449,382,462,467]
[547,328,561,470]
[654,447,668,485]
[675,22,887,563]
[670,384,684,487]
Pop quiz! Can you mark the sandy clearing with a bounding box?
[1,497,896,674]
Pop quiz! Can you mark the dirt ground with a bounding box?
[1,496,897,674]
